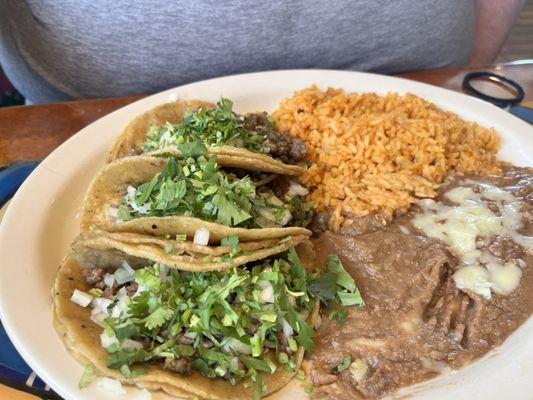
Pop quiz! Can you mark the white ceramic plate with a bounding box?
[0,70,532,400]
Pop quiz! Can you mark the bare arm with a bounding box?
[468,0,525,66]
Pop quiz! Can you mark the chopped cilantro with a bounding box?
[174,344,195,357]
[88,247,362,397]
[107,348,150,369]
[328,307,349,325]
[120,155,304,229]
[309,255,364,310]
[78,364,95,389]
[117,204,132,222]
[144,306,174,329]
[175,141,207,157]
[288,197,315,227]
[332,355,352,373]
[221,235,239,247]
[308,271,337,300]
[141,99,269,154]
[114,324,139,340]
[221,234,241,258]
[212,193,252,226]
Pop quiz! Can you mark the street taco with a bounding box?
[72,229,308,272]
[53,243,364,399]
[80,153,313,242]
[107,98,307,176]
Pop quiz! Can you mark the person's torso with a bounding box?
[0,0,475,103]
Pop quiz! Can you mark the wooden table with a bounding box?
[0,63,531,166]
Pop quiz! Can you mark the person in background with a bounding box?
[0,0,525,104]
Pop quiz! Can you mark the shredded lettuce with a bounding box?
[332,355,352,373]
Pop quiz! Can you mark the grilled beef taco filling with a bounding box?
[116,155,313,229]
[141,99,307,164]
[73,248,363,397]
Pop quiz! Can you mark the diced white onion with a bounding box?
[286,181,309,197]
[107,207,119,218]
[114,267,134,285]
[103,273,115,288]
[111,305,122,319]
[122,339,144,350]
[90,310,107,327]
[125,185,151,214]
[126,185,137,197]
[96,377,126,396]
[268,195,283,206]
[257,280,275,303]
[229,356,240,371]
[122,260,135,275]
[281,318,293,338]
[117,286,128,299]
[111,288,131,318]
[91,297,113,315]
[278,210,293,226]
[160,130,171,144]
[70,289,93,308]
[193,227,210,245]
[184,331,197,340]
[159,264,169,280]
[100,331,119,349]
[130,201,151,214]
[223,338,252,354]
[168,93,179,102]
[133,284,147,297]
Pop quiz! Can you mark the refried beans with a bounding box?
[307,167,533,399]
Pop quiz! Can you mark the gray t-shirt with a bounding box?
[0,0,474,104]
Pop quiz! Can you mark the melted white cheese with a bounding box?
[413,180,530,300]
[453,265,492,299]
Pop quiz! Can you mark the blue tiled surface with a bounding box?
[0,323,32,376]
[0,161,61,398]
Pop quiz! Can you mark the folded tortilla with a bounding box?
[107,99,305,176]
[53,240,319,399]
[80,155,312,242]
[73,230,308,272]
[107,99,213,162]
[52,255,306,400]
